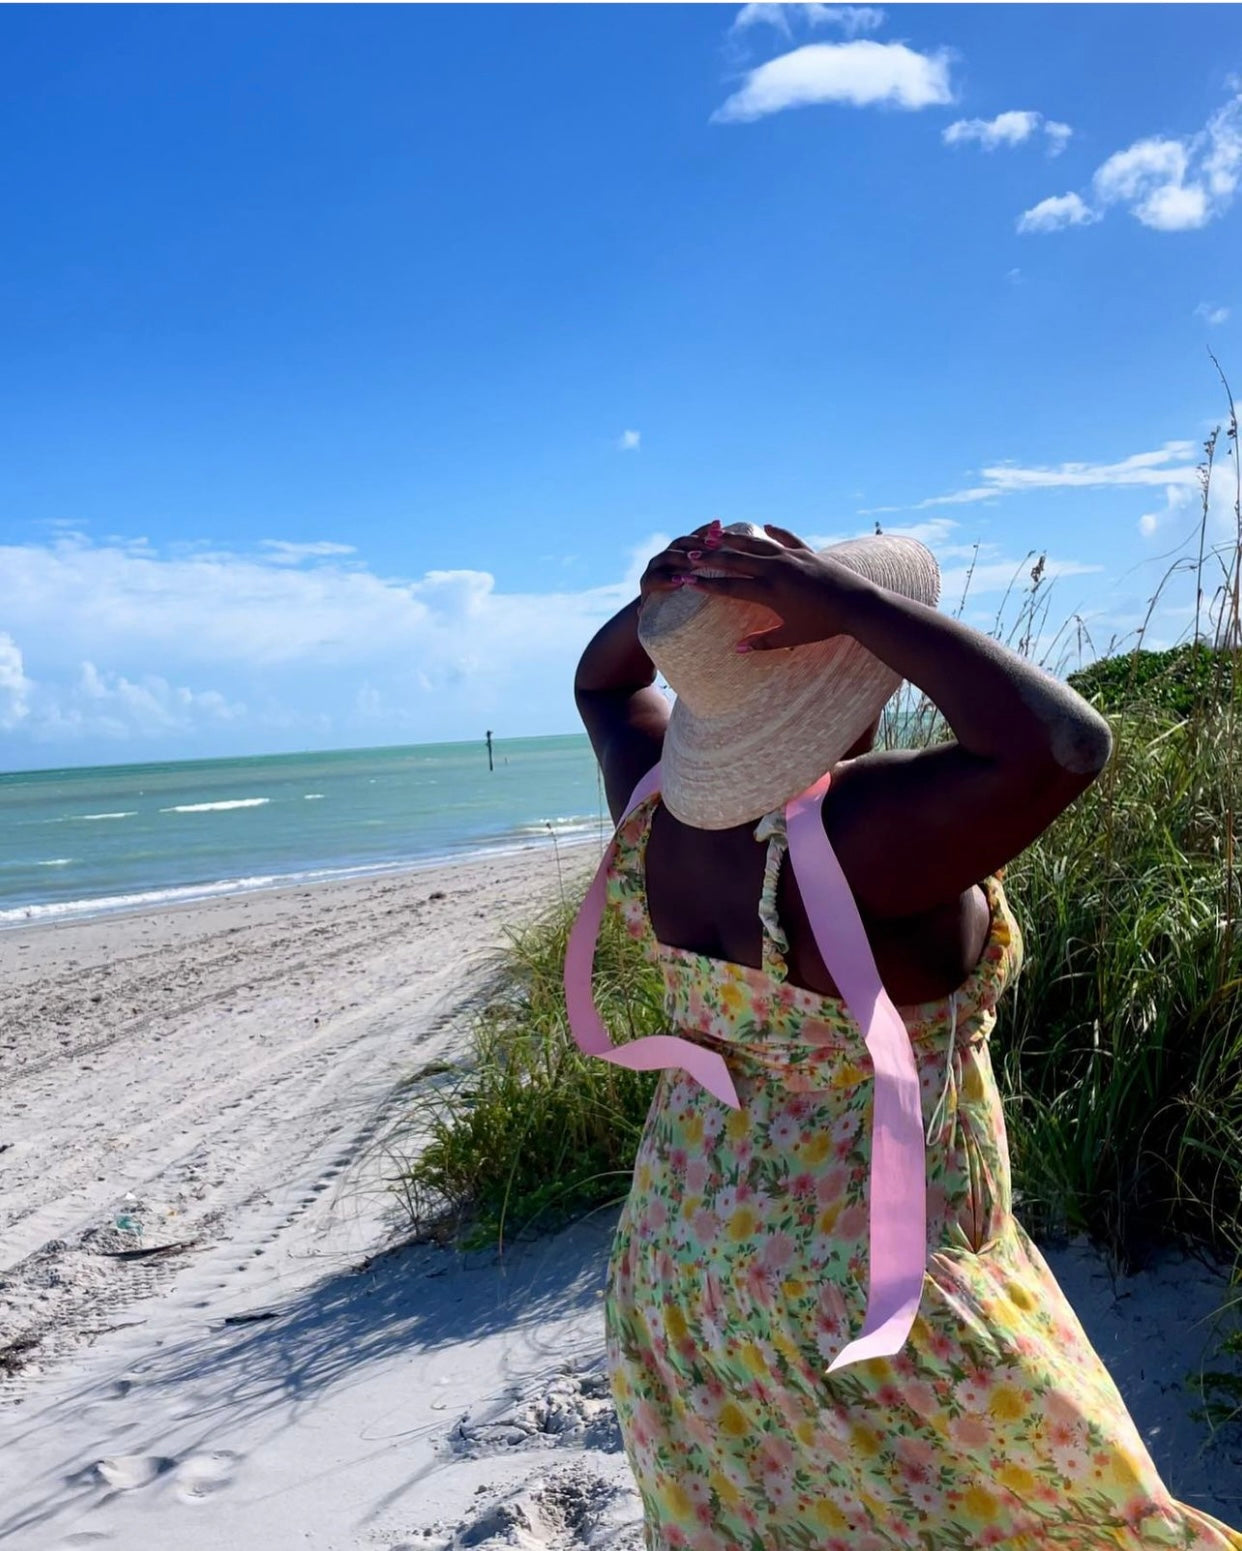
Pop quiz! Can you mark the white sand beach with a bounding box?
[1,854,1239,1550]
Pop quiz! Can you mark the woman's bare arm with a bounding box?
[679,527,1112,917]
[574,597,669,821]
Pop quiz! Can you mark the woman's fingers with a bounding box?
[763,523,812,551]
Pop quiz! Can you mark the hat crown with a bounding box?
[636,529,941,829]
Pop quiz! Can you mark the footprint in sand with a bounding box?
[174,1449,241,1502]
[92,1454,175,1490]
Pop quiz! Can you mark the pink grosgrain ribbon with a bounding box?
[565,764,927,1370]
[786,771,926,1370]
[563,766,741,1110]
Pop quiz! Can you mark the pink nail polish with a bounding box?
[687,549,703,561]
[735,641,753,653]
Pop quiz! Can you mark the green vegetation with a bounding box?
[388,901,660,1247]
[388,361,1242,1425]
[1068,641,1240,719]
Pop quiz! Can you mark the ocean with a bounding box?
[0,735,608,927]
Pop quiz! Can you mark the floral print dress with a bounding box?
[603,794,1242,1551]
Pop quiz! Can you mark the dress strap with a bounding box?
[753,811,791,982]
[786,773,926,1373]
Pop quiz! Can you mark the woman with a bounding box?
[569,521,1241,1550]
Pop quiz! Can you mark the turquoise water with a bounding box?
[0,736,607,926]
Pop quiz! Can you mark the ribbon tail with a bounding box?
[787,774,928,1372]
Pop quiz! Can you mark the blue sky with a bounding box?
[1,3,1240,769]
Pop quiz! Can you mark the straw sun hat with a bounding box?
[637,524,941,830]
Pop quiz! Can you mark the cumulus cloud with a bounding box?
[1017,191,1099,234]
[618,429,641,451]
[1195,302,1231,325]
[944,110,1072,154]
[1021,89,1242,234]
[712,40,953,123]
[730,3,886,38]
[0,534,640,756]
[0,631,32,728]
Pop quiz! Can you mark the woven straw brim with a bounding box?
[639,533,940,830]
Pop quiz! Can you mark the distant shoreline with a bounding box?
[0,823,602,933]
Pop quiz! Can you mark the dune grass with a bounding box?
[387,359,1242,1423]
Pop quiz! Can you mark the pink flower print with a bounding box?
[835,1201,868,1241]
[899,1434,942,1472]
[902,1379,940,1419]
[769,1110,800,1149]
[954,1375,989,1413]
[743,1259,777,1308]
[691,1207,720,1244]
[928,1328,956,1362]
[644,1200,668,1234]
[714,1185,740,1218]
[759,1232,797,1273]
[909,1482,940,1513]
[978,1528,1010,1547]
[790,1171,816,1198]
[816,1167,850,1204]
[684,1158,708,1194]
[669,1147,688,1173]
[701,1107,725,1141]
[1055,1447,1088,1481]
[949,1412,991,1449]
[759,1434,794,1475]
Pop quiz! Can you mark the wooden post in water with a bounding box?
[485,730,494,772]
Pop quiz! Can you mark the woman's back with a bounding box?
[644,781,993,1008]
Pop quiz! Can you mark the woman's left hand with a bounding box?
[678,525,873,652]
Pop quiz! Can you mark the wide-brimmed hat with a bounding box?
[638,524,940,829]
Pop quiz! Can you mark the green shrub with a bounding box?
[1068,642,1241,719]
[390,898,661,1245]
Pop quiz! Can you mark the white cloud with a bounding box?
[1017,191,1099,234]
[712,40,953,124]
[730,4,886,39]
[943,109,1071,154]
[1025,90,1242,235]
[0,631,32,728]
[1044,120,1073,156]
[1195,302,1231,325]
[1136,483,1194,538]
[259,540,358,565]
[618,429,641,451]
[867,441,1202,516]
[0,535,640,756]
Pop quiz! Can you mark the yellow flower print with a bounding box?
[683,1113,704,1147]
[960,1484,997,1521]
[725,1110,751,1144]
[798,1133,832,1166]
[997,1462,1037,1496]
[727,1205,760,1241]
[987,1385,1026,1423]
[719,980,745,1016]
[739,1341,768,1376]
[718,1402,748,1437]
[665,1304,689,1342]
[813,1499,849,1532]
[659,1479,693,1520]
